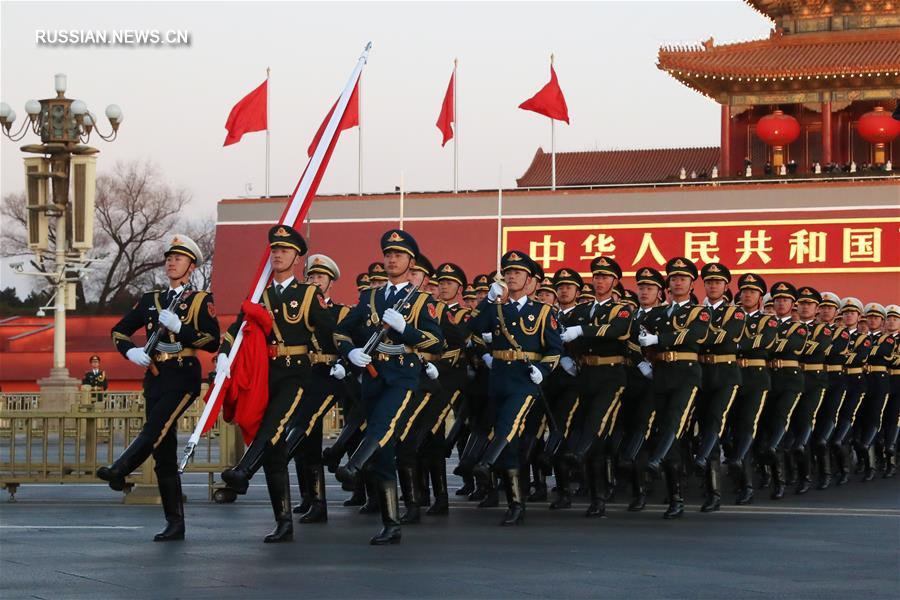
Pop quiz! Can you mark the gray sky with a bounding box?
[1,1,772,209]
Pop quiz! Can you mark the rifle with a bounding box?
[144,283,194,376]
[360,283,420,377]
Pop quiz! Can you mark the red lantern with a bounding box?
[857,106,900,165]
[756,110,801,167]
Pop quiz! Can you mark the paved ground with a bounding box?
[1,467,898,600]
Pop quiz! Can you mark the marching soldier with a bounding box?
[559,257,632,517]
[726,273,776,505]
[217,225,338,543]
[82,355,109,402]
[830,297,870,485]
[473,274,490,303]
[757,282,808,500]
[465,251,563,525]
[789,287,833,495]
[810,292,848,489]
[99,235,219,541]
[332,229,444,545]
[462,284,478,310]
[883,305,900,477]
[578,283,596,304]
[694,263,744,513]
[536,276,558,306]
[288,253,350,524]
[356,272,371,292]
[856,303,894,481]
[368,262,388,288]
[638,257,711,519]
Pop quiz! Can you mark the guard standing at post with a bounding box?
[100,235,219,541]
[83,355,109,402]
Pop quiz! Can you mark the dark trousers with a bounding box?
[360,377,416,481]
[143,389,198,477]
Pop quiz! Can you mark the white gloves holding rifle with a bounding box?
[487,282,505,302]
[349,348,372,368]
[561,326,583,343]
[638,331,659,347]
[127,347,151,367]
[560,356,578,377]
[529,365,543,385]
[158,309,182,334]
[330,363,346,380]
[425,363,439,380]
[382,308,406,334]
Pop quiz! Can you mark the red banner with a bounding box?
[503,216,900,277]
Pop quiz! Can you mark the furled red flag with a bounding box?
[436,72,455,146]
[519,66,569,124]
[307,81,360,157]
[223,80,267,146]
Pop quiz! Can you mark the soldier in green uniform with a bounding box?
[217,225,337,543]
[100,235,219,541]
[638,257,711,519]
[757,282,808,500]
[694,263,745,513]
[725,273,776,505]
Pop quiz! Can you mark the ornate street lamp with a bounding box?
[1,74,123,405]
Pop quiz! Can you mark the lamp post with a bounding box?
[1,74,122,406]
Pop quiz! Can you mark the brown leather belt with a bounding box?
[658,351,698,363]
[273,344,309,357]
[579,355,625,367]
[492,350,543,362]
[891,368,900,376]
[154,348,197,363]
[700,354,737,364]
[866,365,888,373]
[309,353,338,365]
[801,363,825,372]
[825,365,844,373]
[738,359,768,368]
[846,367,864,375]
[768,359,800,369]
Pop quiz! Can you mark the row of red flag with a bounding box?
[223,65,570,148]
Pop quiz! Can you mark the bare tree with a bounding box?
[0,191,57,292]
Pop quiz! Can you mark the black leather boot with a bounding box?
[292,460,313,514]
[96,435,154,492]
[862,445,877,482]
[455,474,475,496]
[550,457,572,509]
[454,433,489,477]
[693,430,718,473]
[700,457,721,513]
[298,465,327,523]
[263,466,293,543]
[153,474,185,542]
[833,443,850,486]
[478,475,500,508]
[221,437,269,495]
[735,456,754,505]
[343,479,367,506]
[398,464,421,524]
[794,447,812,494]
[426,458,449,515]
[500,469,525,526]
[335,436,380,492]
[358,474,381,514]
[370,479,402,545]
[770,451,786,500]
[527,464,548,501]
[884,453,897,479]
[815,445,832,490]
[323,415,364,472]
[472,437,509,486]
[601,456,617,502]
[662,463,684,519]
[418,459,432,508]
[627,463,647,511]
[585,460,607,518]
[646,432,677,476]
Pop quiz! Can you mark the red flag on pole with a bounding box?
[436,72,455,146]
[518,66,569,124]
[307,81,360,157]
[223,80,268,146]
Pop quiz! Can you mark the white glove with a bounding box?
[560,356,578,377]
[482,332,493,344]
[330,363,346,380]
[349,348,372,368]
[382,308,406,334]
[126,347,151,368]
[425,363,439,380]
[638,331,659,347]
[637,360,654,380]
[216,353,231,378]
[467,365,477,380]
[561,325,583,343]
[487,281,505,302]
[529,365,544,385]
[482,353,493,369]
[158,309,182,334]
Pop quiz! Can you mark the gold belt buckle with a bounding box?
[663,351,676,362]
[738,358,748,368]
[158,351,170,362]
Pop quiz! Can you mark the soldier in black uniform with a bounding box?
[333,229,444,545]
[217,225,337,543]
[694,263,745,513]
[638,257,711,519]
[356,272,371,292]
[559,257,632,517]
[100,235,219,541]
[757,282,808,500]
[82,355,109,402]
[882,304,900,477]
[725,273,776,505]
[856,303,894,481]
[466,251,563,525]
[287,253,350,524]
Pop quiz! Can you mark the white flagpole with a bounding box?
[453,58,458,194]
[550,53,556,191]
[266,66,271,197]
[399,170,405,230]
[358,72,363,196]
[496,164,503,272]
[179,42,373,472]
